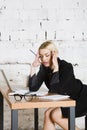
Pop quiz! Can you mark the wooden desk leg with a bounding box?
[0,92,3,130]
[34,108,38,130]
[68,107,75,130]
[11,110,18,130]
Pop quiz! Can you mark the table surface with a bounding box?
[0,86,75,110]
[0,69,76,110]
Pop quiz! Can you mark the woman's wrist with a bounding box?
[53,66,59,72]
[30,63,40,77]
[30,64,37,77]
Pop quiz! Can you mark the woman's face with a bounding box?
[39,48,52,67]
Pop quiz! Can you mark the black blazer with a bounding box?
[29,58,84,100]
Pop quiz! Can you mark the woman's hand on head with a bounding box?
[32,52,41,67]
[51,51,59,72]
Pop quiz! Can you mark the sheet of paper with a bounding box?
[29,91,48,96]
[39,94,70,100]
[8,89,48,96]
[8,89,29,95]
[8,89,69,100]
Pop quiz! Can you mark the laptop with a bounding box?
[1,69,29,95]
[1,69,48,96]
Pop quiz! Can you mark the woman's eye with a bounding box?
[46,54,50,57]
[39,56,43,59]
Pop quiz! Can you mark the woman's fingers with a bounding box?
[32,52,41,67]
[51,50,59,71]
[52,50,58,57]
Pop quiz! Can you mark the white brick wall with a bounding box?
[0,0,87,63]
[0,0,87,129]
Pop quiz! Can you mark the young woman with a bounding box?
[29,40,87,130]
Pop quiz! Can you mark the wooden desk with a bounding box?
[0,70,76,130]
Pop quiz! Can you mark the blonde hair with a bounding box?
[39,40,58,53]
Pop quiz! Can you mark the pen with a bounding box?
[29,49,36,56]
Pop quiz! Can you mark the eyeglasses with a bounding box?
[14,94,36,102]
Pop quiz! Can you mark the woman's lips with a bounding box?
[43,62,49,66]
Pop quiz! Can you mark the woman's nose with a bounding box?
[42,56,47,61]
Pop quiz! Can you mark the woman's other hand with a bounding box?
[51,51,59,72]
